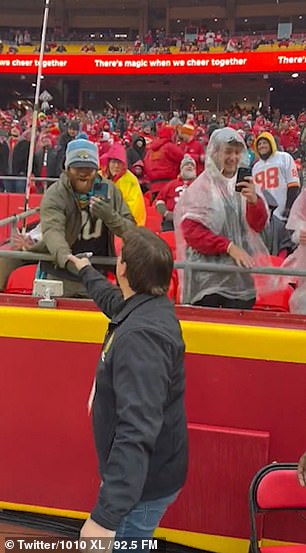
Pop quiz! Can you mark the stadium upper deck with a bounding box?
[1,0,306,37]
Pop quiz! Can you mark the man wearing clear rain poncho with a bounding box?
[278,188,306,314]
[174,127,269,309]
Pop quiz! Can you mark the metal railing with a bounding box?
[0,176,57,193]
[0,206,305,277]
[0,250,306,279]
[0,207,40,245]
[0,206,306,307]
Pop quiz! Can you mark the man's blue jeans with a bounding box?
[115,491,178,546]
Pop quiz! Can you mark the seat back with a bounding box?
[145,206,162,233]
[4,264,37,295]
[160,231,176,259]
[249,463,306,553]
[253,255,293,312]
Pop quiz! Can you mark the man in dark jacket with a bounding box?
[55,119,79,176]
[126,135,146,170]
[0,130,9,192]
[68,227,188,543]
[11,129,31,192]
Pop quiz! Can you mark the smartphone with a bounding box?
[93,180,110,202]
[75,252,93,259]
[235,167,252,192]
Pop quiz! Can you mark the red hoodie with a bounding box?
[279,128,299,152]
[144,126,183,193]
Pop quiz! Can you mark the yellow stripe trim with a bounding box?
[0,501,88,520]
[155,528,250,553]
[1,306,306,364]
[0,503,301,553]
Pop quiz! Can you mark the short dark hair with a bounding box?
[121,227,173,296]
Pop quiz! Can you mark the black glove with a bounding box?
[89,197,112,221]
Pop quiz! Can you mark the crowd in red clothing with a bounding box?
[0,101,306,312]
[0,103,306,196]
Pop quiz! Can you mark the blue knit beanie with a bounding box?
[65,139,99,170]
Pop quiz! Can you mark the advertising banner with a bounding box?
[0,51,305,75]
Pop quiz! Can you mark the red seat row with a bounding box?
[1,197,292,311]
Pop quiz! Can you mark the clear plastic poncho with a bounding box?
[174,127,270,304]
[279,188,306,314]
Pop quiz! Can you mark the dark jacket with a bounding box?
[55,132,74,176]
[79,265,188,530]
[33,147,58,180]
[261,214,294,256]
[0,141,9,175]
[126,135,146,169]
[12,138,30,175]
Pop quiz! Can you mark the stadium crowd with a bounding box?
[1,26,306,55]
[0,101,306,313]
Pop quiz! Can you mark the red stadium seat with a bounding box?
[114,236,122,256]
[107,272,117,285]
[4,264,37,295]
[145,206,162,233]
[160,231,176,258]
[254,285,293,312]
[167,270,178,302]
[249,463,306,553]
[253,255,293,312]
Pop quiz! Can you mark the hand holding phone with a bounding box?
[235,167,252,192]
[236,169,257,205]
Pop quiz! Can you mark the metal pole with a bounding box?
[23,0,51,228]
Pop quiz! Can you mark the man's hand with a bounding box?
[240,177,258,205]
[282,207,290,220]
[80,517,115,539]
[12,232,34,251]
[67,254,91,272]
[227,243,255,269]
[299,230,306,245]
[90,196,112,220]
[297,451,306,486]
[164,210,174,222]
